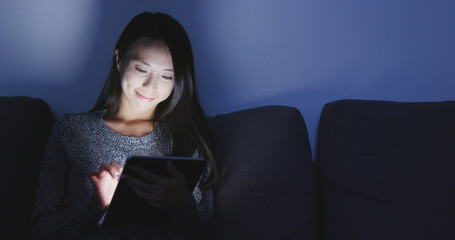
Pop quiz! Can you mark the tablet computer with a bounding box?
[102,155,206,228]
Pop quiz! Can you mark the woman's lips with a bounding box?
[136,91,154,102]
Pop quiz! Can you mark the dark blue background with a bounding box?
[1,0,454,156]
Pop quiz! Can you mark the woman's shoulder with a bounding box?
[57,110,102,124]
[54,110,105,131]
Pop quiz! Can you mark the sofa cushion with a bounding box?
[209,106,319,240]
[0,97,54,239]
[317,100,455,240]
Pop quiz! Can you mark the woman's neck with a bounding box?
[103,108,156,137]
[107,106,154,121]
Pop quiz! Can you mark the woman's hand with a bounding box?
[122,161,191,209]
[89,162,123,209]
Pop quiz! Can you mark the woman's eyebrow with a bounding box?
[134,58,151,67]
[134,58,173,72]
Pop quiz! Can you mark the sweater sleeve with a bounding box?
[31,119,105,240]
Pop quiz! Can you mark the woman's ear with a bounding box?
[115,49,120,71]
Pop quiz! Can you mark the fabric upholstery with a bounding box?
[209,106,319,240]
[0,97,54,239]
[317,100,455,240]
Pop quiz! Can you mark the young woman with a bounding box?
[32,12,220,240]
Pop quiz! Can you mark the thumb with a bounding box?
[89,173,98,185]
[88,171,99,177]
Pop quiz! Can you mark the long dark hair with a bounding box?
[92,12,220,189]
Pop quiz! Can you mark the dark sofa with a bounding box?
[1,96,454,240]
[0,97,54,239]
[317,100,455,240]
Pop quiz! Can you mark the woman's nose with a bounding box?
[143,75,158,89]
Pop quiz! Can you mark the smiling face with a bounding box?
[116,42,175,119]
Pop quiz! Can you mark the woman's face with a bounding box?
[117,43,175,116]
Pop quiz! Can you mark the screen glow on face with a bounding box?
[119,43,175,114]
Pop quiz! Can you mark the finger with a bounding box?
[97,169,108,177]
[122,174,162,192]
[129,165,166,184]
[109,162,122,180]
[100,162,111,171]
[167,161,184,179]
[88,171,99,177]
[108,168,119,179]
[89,174,98,184]
[110,162,124,174]
[99,163,113,177]
[100,162,120,179]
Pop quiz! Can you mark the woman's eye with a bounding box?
[161,74,174,80]
[135,66,147,73]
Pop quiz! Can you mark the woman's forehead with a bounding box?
[131,43,173,69]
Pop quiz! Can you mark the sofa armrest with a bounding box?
[0,96,54,239]
[317,99,455,240]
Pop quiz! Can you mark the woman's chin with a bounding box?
[133,103,157,112]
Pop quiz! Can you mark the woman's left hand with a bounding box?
[122,161,191,209]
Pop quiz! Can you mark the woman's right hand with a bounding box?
[88,162,123,209]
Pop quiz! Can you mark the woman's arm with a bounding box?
[31,120,105,240]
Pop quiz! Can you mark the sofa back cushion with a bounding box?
[0,97,54,239]
[317,100,455,240]
[209,106,319,240]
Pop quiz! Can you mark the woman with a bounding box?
[32,12,219,240]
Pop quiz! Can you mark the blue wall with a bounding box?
[1,0,454,157]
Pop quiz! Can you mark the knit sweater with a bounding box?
[32,110,213,240]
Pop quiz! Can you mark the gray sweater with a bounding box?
[32,110,213,240]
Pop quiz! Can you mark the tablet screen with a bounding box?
[102,155,206,228]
